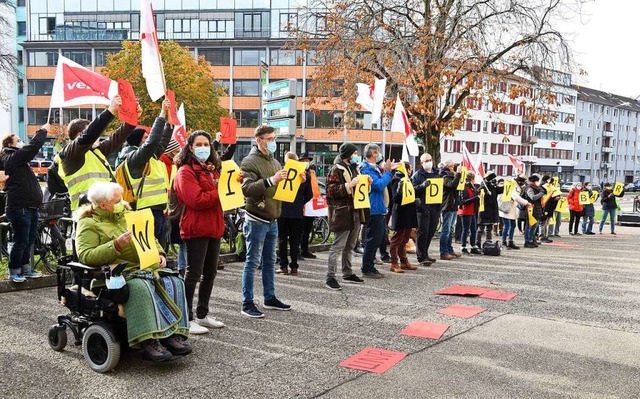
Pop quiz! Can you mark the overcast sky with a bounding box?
[562,0,640,98]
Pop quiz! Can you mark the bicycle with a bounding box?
[311,216,330,244]
[220,208,246,254]
[31,194,70,274]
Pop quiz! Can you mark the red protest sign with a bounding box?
[117,79,138,126]
[165,89,179,125]
[401,321,449,340]
[339,347,406,374]
[220,117,237,144]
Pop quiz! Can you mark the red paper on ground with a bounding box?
[435,285,489,296]
[220,117,237,144]
[479,290,518,301]
[117,79,138,126]
[165,89,179,125]
[400,321,449,340]
[438,304,487,319]
[339,347,407,374]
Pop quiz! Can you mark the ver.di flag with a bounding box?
[390,94,419,156]
[141,0,166,101]
[355,78,386,123]
[172,103,187,148]
[49,55,117,108]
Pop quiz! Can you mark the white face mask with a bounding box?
[422,161,433,170]
[15,141,24,149]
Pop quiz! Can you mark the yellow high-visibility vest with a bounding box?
[124,157,169,210]
[56,150,113,210]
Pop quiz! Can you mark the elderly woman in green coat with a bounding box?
[75,181,191,362]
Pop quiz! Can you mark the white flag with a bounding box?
[390,94,419,156]
[355,78,386,122]
[140,0,165,101]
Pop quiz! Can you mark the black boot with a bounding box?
[508,241,520,249]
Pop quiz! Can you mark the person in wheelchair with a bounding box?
[75,181,191,362]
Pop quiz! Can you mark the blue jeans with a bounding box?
[460,215,477,248]
[582,215,594,233]
[439,211,457,255]
[524,218,538,244]
[177,243,187,271]
[152,209,165,240]
[501,218,515,242]
[362,215,386,273]
[6,208,38,273]
[599,209,616,233]
[242,219,277,304]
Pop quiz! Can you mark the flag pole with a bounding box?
[47,106,52,124]
[381,116,386,159]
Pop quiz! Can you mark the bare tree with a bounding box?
[294,0,585,160]
[0,0,18,109]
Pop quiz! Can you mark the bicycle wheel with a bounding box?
[33,224,64,274]
[221,214,237,254]
[0,223,12,260]
[313,217,330,244]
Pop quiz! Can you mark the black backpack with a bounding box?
[482,240,501,256]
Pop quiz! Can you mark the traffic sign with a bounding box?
[267,119,296,137]
[265,99,297,119]
[265,79,296,101]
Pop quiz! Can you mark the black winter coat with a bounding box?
[1,129,46,211]
[388,174,418,230]
[478,182,503,224]
[280,172,313,219]
[440,168,462,212]
[412,168,438,213]
[601,189,617,210]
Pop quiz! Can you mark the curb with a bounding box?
[0,243,333,294]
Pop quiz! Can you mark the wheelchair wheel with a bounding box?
[48,325,67,351]
[82,323,121,373]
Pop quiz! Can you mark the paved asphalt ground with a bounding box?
[1,224,639,398]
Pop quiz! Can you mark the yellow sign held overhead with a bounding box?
[353,174,371,209]
[456,166,467,191]
[502,180,516,202]
[124,208,159,269]
[219,160,245,211]
[613,182,625,197]
[273,159,307,203]
[425,178,444,204]
[578,191,590,205]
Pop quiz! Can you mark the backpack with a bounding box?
[167,164,194,221]
[482,240,501,256]
[115,161,150,208]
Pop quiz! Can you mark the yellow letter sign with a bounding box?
[425,178,444,204]
[502,180,516,202]
[273,159,307,203]
[353,175,371,209]
[401,178,415,206]
[124,208,159,269]
[456,166,467,191]
[613,182,625,196]
[219,160,245,211]
[578,191,590,205]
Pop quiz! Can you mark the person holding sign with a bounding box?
[276,152,313,275]
[360,144,401,279]
[75,182,191,362]
[240,125,292,318]
[523,174,546,248]
[173,131,226,334]
[567,182,584,236]
[412,153,438,266]
[477,171,502,245]
[439,160,463,260]
[57,95,141,210]
[498,177,529,249]
[458,172,481,255]
[325,143,368,291]
[388,162,418,273]
[581,182,596,235]
[599,182,618,235]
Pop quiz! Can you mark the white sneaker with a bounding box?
[195,315,225,329]
[189,321,209,335]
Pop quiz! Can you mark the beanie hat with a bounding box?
[164,139,181,155]
[528,174,540,183]
[339,142,357,160]
[126,128,147,147]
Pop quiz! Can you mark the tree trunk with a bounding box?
[425,127,441,165]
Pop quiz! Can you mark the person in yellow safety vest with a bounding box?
[116,98,173,240]
[57,95,140,210]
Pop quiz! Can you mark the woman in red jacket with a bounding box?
[173,131,225,335]
[458,172,481,255]
[567,182,584,236]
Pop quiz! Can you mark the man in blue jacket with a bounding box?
[360,144,400,278]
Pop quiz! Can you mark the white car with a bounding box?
[560,183,575,192]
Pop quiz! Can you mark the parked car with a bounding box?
[560,182,575,192]
[30,160,53,181]
[625,182,640,192]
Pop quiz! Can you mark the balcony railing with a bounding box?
[602,130,614,138]
[601,146,613,153]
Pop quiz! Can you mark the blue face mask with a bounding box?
[266,141,277,154]
[350,154,361,165]
[376,154,383,163]
[194,146,210,162]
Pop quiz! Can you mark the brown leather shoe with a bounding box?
[400,261,418,270]
[390,263,405,273]
[440,254,455,260]
[451,252,462,258]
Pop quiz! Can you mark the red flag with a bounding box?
[50,55,117,108]
[507,153,525,175]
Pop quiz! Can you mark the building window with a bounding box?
[28,80,54,95]
[577,135,581,144]
[576,152,580,161]
[16,50,22,66]
[233,49,266,66]
[585,153,590,161]
[595,138,599,145]
[586,137,590,145]
[243,13,262,32]
[170,19,191,33]
[28,51,58,66]
[296,110,315,128]
[214,80,229,95]
[587,121,592,128]
[62,108,93,125]
[39,16,56,35]
[270,49,304,66]
[595,153,598,161]
[233,80,260,97]
[279,13,297,32]
[62,50,91,66]
[17,0,26,6]
[200,49,230,66]
[578,119,582,127]
[233,110,259,128]
[17,22,26,36]
[18,107,24,123]
[28,109,50,125]
[95,49,117,67]
[203,20,226,33]
[17,79,23,94]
